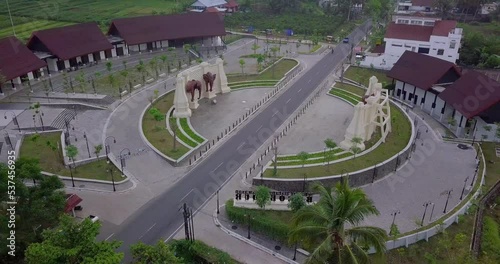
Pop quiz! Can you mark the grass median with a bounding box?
[227,59,298,83]
[142,92,189,160]
[20,132,119,181]
[344,66,391,86]
[179,118,205,144]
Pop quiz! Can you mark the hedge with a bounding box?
[225,200,291,245]
[170,240,239,264]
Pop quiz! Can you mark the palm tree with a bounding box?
[350,136,363,159]
[239,59,246,74]
[105,61,113,73]
[159,54,168,72]
[289,181,387,263]
[324,138,337,171]
[149,57,159,79]
[251,42,260,54]
[136,61,146,84]
[120,70,130,93]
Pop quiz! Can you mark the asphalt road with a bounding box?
[112,21,372,262]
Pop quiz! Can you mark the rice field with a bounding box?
[0,0,193,41]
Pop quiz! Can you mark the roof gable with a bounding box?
[0,36,47,81]
[27,23,112,60]
[385,22,433,42]
[109,13,226,46]
[387,51,461,90]
[431,20,457,36]
[439,71,500,119]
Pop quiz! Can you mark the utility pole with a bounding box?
[189,208,195,242]
[273,145,278,176]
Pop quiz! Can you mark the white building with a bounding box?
[191,0,228,12]
[388,51,500,139]
[360,18,462,70]
[396,0,436,14]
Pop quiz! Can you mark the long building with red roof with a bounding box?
[388,51,500,138]
[0,36,47,93]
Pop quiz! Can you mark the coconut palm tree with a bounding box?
[324,138,337,171]
[289,181,387,263]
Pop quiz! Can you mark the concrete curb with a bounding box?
[212,206,299,264]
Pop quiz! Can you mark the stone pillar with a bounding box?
[216,58,230,93]
[173,76,192,118]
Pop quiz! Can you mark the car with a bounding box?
[343,37,349,43]
[88,215,99,223]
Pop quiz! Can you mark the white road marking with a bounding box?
[212,162,224,172]
[307,79,312,83]
[286,98,292,104]
[297,88,302,93]
[255,125,263,132]
[181,189,195,201]
[237,142,246,150]
[105,233,114,241]
[139,223,157,239]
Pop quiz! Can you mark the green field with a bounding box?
[227,59,298,83]
[344,66,391,87]
[20,132,119,181]
[0,0,193,40]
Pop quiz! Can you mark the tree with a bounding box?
[0,158,65,262]
[324,138,337,171]
[105,61,113,73]
[255,185,271,209]
[65,144,78,169]
[120,70,130,94]
[251,42,260,54]
[434,0,456,19]
[270,46,280,78]
[25,215,123,264]
[136,61,146,84]
[239,59,246,74]
[350,136,363,158]
[159,54,168,72]
[149,57,159,79]
[366,0,383,21]
[297,151,310,169]
[76,72,86,93]
[122,60,127,70]
[94,144,103,160]
[170,118,179,151]
[149,107,165,127]
[131,241,181,264]
[256,54,265,71]
[289,181,387,263]
[288,192,306,212]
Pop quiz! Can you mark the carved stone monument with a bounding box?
[173,58,229,118]
[340,76,392,151]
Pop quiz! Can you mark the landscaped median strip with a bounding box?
[329,88,360,105]
[229,80,279,89]
[179,118,205,144]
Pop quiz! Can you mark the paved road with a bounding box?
[112,21,372,261]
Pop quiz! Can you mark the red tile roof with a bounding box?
[385,22,433,41]
[225,0,238,8]
[0,36,47,81]
[26,23,112,61]
[108,12,226,46]
[387,51,461,90]
[439,71,500,119]
[432,20,457,36]
[64,194,82,213]
[412,0,434,6]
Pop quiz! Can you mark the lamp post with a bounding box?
[246,214,251,239]
[107,167,116,192]
[421,202,431,226]
[429,202,435,222]
[3,131,13,150]
[471,168,478,187]
[69,164,75,187]
[460,176,470,200]
[391,210,400,227]
[105,136,116,162]
[119,148,131,176]
[83,132,91,158]
[292,242,298,261]
[443,189,452,213]
[216,189,220,214]
[4,111,21,132]
[258,163,263,178]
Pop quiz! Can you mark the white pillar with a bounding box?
[27,72,34,81]
[88,54,94,62]
[111,48,117,57]
[64,60,70,69]
[100,51,106,60]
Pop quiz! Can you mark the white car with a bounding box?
[88,215,99,223]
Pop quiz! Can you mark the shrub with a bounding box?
[225,200,290,244]
[481,216,500,260]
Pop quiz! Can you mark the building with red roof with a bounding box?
[224,0,239,12]
[397,0,436,14]
[388,51,500,138]
[0,36,47,94]
[108,12,226,53]
[27,23,113,73]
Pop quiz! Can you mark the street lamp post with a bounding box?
[421,202,431,226]
[471,168,478,187]
[4,111,21,132]
[429,202,435,222]
[3,131,13,150]
[246,214,251,239]
[443,189,452,213]
[83,132,91,158]
[105,136,117,162]
[119,148,131,176]
[391,210,400,227]
[108,167,116,192]
[460,176,470,200]
[216,189,220,214]
[292,242,298,261]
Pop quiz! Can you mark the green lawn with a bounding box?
[344,66,391,86]
[329,89,360,105]
[172,118,198,148]
[142,92,189,160]
[277,148,344,161]
[224,34,244,45]
[227,59,298,83]
[179,118,205,144]
[230,81,278,89]
[334,82,366,96]
[265,101,411,178]
[20,132,119,181]
[0,16,74,41]
[170,240,241,264]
